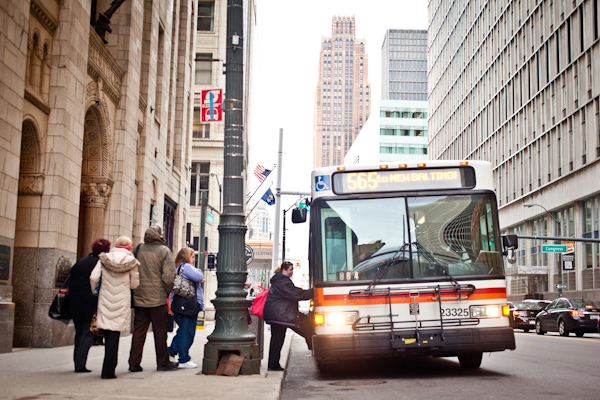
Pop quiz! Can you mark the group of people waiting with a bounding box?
[68,224,315,378]
[68,225,203,379]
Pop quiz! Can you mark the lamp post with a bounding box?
[209,171,222,212]
[202,0,259,375]
[523,203,563,297]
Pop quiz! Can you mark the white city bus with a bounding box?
[294,160,516,371]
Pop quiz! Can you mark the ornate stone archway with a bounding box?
[18,119,44,195]
[13,118,45,347]
[77,97,113,259]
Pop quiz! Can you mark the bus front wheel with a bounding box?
[316,359,339,374]
[458,352,483,369]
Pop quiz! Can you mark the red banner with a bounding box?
[201,89,223,122]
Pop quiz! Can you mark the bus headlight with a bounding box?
[470,305,500,318]
[326,311,358,326]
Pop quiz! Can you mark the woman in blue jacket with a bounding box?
[168,247,204,369]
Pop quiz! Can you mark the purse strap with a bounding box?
[62,274,71,291]
[133,244,141,258]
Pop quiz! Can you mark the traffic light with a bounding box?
[207,254,217,270]
[298,201,310,211]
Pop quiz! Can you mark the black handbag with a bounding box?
[49,276,70,324]
[167,313,174,332]
[171,294,198,316]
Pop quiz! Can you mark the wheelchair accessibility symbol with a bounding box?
[315,175,330,192]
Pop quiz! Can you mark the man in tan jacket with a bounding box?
[128,225,177,372]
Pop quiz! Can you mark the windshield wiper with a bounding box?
[412,241,459,287]
[366,242,410,291]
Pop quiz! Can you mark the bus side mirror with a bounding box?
[502,234,518,264]
[502,234,518,250]
[292,208,307,223]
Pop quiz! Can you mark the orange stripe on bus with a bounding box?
[313,287,506,307]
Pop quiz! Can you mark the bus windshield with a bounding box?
[315,193,504,284]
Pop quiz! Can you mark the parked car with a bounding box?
[522,299,551,308]
[508,301,545,332]
[535,298,600,337]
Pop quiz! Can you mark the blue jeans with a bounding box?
[168,309,199,363]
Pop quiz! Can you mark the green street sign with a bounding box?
[542,245,567,253]
[207,212,214,226]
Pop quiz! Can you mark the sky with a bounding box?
[247,0,428,262]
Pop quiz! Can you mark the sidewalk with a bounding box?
[0,321,293,400]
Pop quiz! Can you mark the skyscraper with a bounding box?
[382,29,428,101]
[380,29,428,161]
[345,28,429,165]
[428,0,600,301]
[313,16,371,168]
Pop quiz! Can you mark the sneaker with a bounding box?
[268,365,285,372]
[178,361,197,369]
[157,361,178,371]
[169,355,178,363]
[128,365,143,372]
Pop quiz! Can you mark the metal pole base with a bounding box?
[201,342,260,375]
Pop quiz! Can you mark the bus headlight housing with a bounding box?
[470,305,500,318]
[326,311,358,326]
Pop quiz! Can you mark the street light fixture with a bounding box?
[523,203,559,225]
[523,202,563,297]
[209,171,222,212]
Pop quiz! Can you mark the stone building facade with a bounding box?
[428,0,600,300]
[313,16,371,168]
[0,0,196,352]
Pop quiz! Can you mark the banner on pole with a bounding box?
[201,89,223,122]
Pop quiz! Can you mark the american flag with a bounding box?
[254,165,271,182]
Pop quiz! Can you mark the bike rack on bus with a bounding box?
[349,284,477,350]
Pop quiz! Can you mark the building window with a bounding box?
[190,162,210,206]
[193,107,210,139]
[163,196,177,250]
[197,1,215,31]
[195,53,212,84]
[583,196,599,269]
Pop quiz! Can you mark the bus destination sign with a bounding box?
[332,167,475,194]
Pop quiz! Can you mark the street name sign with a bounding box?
[555,284,568,289]
[206,212,214,226]
[542,245,567,253]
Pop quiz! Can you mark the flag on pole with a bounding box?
[254,165,272,182]
[261,188,275,205]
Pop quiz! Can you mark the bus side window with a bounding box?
[325,217,348,279]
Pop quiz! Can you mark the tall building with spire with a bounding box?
[313,16,371,168]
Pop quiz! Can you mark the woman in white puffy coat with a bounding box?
[90,236,139,379]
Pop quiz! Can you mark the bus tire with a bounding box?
[458,352,483,369]
[316,359,338,374]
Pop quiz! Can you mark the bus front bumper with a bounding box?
[312,327,515,360]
